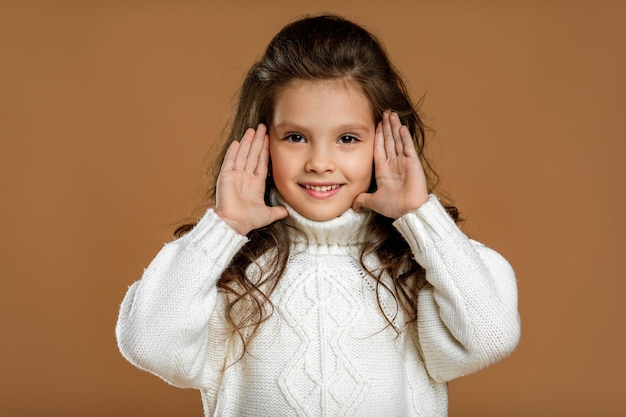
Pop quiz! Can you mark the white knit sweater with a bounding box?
[116,195,520,416]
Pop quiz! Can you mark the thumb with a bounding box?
[352,192,373,212]
[269,205,289,222]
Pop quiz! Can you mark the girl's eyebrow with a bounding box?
[273,121,372,134]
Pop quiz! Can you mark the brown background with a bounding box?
[1,1,625,416]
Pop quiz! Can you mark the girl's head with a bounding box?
[211,14,434,209]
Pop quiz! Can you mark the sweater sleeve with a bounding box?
[115,209,248,389]
[393,195,521,383]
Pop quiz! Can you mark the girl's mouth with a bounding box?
[302,184,340,192]
[300,183,343,198]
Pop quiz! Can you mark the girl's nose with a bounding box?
[304,147,335,173]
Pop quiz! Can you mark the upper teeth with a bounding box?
[304,184,339,192]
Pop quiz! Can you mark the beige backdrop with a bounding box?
[1,1,625,416]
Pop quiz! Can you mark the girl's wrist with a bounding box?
[214,208,250,236]
[396,193,430,219]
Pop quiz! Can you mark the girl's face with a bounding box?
[269,79,376,221]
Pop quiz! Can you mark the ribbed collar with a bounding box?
[270,191,371,247]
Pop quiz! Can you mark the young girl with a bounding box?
[116,14,520,417]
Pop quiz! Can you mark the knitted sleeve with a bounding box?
[393,195,521,383]
[115,209,248,389]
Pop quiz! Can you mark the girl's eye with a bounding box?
[338,135,359,144]
[285,133,306,143]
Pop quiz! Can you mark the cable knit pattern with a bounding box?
[116,195,520,417]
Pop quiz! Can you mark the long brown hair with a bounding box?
[176,14,459,361]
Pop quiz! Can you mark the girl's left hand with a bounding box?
[352,111,429,219]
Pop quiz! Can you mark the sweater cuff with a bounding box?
[180,209,248,266]
[392,194,458,254]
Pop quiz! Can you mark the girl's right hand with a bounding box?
[214,124,288,235]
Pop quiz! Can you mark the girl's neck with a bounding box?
[270,190,371,248]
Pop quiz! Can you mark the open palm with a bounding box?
[352,111,429,219]
[215,124,287,235]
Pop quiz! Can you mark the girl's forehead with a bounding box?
[274,79,373,113]
[271,79,375,132]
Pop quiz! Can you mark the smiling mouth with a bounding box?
[302,184,341,192]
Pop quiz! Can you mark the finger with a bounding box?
[400,125,418,157]
[220,140,239,171]
[245,124,267,172]
[233,128,255,170]
[382,111,396,158]
[390,112,404,155]
[269,205,289,222]
[352,192,373,212]
[255,134,270,177]
[373,121,386,164]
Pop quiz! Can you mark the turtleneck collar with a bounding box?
[270,190,371,248]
